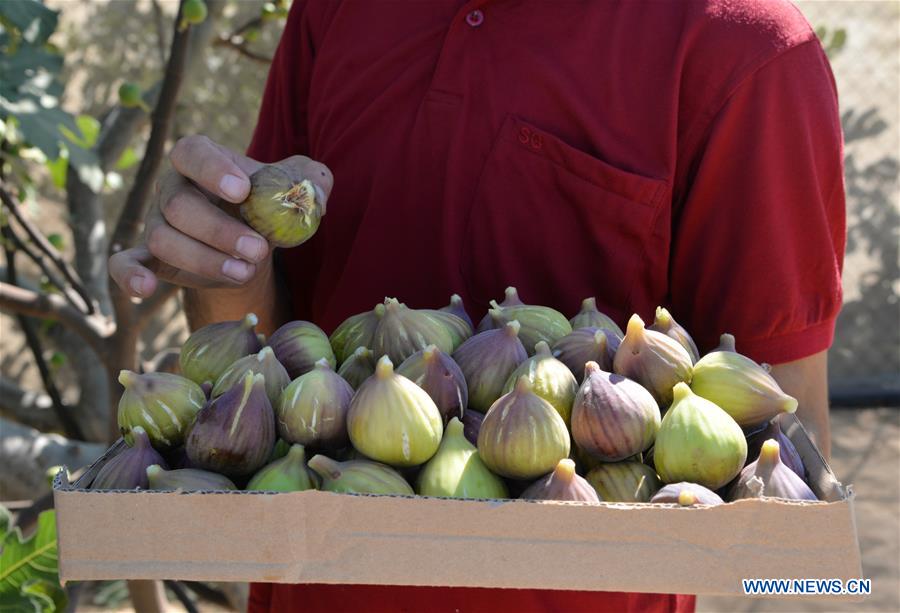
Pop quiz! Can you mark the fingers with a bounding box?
[157,172,269,262]
[144,221,258,285]
[169,135,263,203]
[109,246,159,298]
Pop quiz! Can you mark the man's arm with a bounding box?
[770,350,831,460]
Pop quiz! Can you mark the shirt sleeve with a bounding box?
[245,0,313,163]
[670,38,846,365]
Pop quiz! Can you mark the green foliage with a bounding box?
[0,508,66,613]
[815,25,847,58]
[0,0,100,192]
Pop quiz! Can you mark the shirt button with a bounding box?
[466,10,484,27]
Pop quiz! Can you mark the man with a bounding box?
[109,0,844,611]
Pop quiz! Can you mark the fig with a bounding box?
[649,482,724,506]
[648,307,700,364]
[690,336,798,429]
[146,465,236,491]
[117,370,205,450]
[654,382,747,490]
[397,345,468,425]
[572,362,660,462]
[476,286,524,331]
[585,461,661,503]
[730,439,817,501]
[180,313,262,385]
[246,444,315,492]
[346,356,443,467]
[267,320,336,378]
[613,313,693,407]
[483,300,572,356]
[241,165,323,248]
[185,372,276,478]
[452,320,528,412]
[337,346,377,390]
[421,309,473,351]
[371,298,455,364]
[551,327,620,380]
[307,454,414,495]
[439,293,474,330]
[330,304,382,365]
[477,376,571,480]
[268,438,291,462]
[502,341,578,425]
[91,427,167,490]
[745,419,806,481]
[462,410,484,446]
[570,297,624,337]
[211,346,290,406]
[277,358,353,450]
[520,459,600,502]
[416,417,508,499]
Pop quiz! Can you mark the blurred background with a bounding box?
[0,0,897,611]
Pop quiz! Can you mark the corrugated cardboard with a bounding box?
[53,415,863,598]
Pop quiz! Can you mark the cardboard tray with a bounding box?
[53,415,863,598]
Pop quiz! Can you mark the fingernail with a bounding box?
[223,258,252,282]
[235,235,266,262]
[130,274,147,296]
[220,174,249,201]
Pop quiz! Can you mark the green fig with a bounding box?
[180,313,262,385]
[585,461,661,503]
[307,454,413,495]
[613,313,693,407]
[277,358,353,450]
[502,341,578,425]
[371,298,455,364]
[476,286,524,331]
[484,299,572,355]
[570,297,624,337]
[452,320,528,412]
[211,346,290,406]
[241,165,323,248]
[346,356,443,467]
[146,465,236,491]
[246,444,315,492]
[654,382,747,490]
[690,335,798,429]
[330,304,383,365]
[267,320,336,378]
[477,376,571,480]
[416,417,508,499]
[337,346,377,390]
[117,370,205,450]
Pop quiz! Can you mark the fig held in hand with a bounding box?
[241,165,323,248]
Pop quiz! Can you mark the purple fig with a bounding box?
[397,345,468,425]
[185,372,276,478]
[613,314,693,407]
[572,362,661,462]
[267,320,336,378]
[439,293,474,330]
[371,298,455,364]
[650,482,724,506]
[476,286,524,331]
[212,346,290,406]
[452,320,528,412]
[520,459,600,502]
[462,410,484,446]
[146,464,236,491]
[746,419,806,481]
[551,327,620,380]
[648,307,700,364]
[730,439,817,501]
[91,427,167,490]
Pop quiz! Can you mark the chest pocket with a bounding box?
[461,114,668,319]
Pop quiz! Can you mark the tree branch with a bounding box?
[213,36,272,64]
[108,1,196,257]
[3,242,85,440]
[0,282,112,360]
[0,185,97,314]
[0,377,58,432]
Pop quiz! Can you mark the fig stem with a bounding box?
[581,297,597,311]
[307,455,342,480]
[625,313,646,337]
[554,459,576,483]
[242,313,259,329]
[717,334,737,352]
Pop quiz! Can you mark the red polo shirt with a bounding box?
[246,0,844,611]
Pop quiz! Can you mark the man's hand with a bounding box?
[109,135,333,298]
[770,350,831,460]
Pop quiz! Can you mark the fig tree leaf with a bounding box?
[0,0,59,46]
[0,510,66,612]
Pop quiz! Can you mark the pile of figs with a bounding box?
[92,289,818,505]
